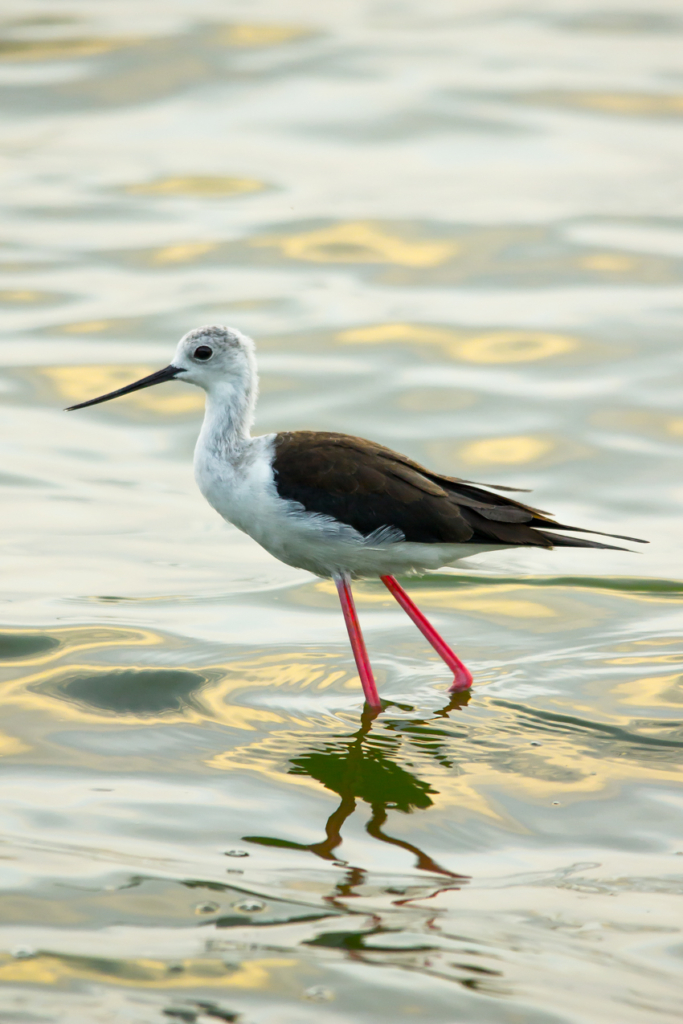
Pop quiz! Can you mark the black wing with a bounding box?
[272,432,646,550]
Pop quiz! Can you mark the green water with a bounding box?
[1,2,682,1022]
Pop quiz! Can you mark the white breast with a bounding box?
[193,434,507,578]
[194,434,279,538]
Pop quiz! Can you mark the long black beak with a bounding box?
[65,364,183,411]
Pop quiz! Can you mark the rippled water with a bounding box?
[1,2,683,1022]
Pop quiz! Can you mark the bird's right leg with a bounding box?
[380,574,473,691]
[334,572,382,709]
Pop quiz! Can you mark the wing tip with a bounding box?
[538,530,635,552]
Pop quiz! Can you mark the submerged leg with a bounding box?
[334,573,382,709]
[380,575,472,691]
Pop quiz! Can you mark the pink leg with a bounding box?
[334,573,382,709]
[380,575,472,691]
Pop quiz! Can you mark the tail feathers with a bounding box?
[532,520,647,545]
[538,530,630,551]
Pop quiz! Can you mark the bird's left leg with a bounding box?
[334,572,382,709]
[380,575,472,691]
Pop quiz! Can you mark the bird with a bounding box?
[67,324,646,710]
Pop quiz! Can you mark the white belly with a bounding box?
[194,434,507,578]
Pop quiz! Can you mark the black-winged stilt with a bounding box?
[67,325,645,710]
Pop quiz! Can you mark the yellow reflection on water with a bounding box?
[0,638,337,730]
[253,223,458,266]
[1,661,240,729]
[458,331,576,363]
[579,253,638,273]
[126,176,266,197]
[0,626,160,663]
[218,23,311,47]
[446,738,682,807]
[41,365,204,415]
[3,624,681,831]
[59,317,144,336]
[339,322,460,346]
[338,322,577,363]
[0,730,30,756]
[307,580,605,633]
[572,92,683,116]
[0,953,298,991]
[612,673,683,708]
[0,290,55,304]
[0,36,141,63]
[459,435,554,465]
[592,407,683,441]
[206,671,683,836]
[435,595,554,619]
[200,701,284,731]
[62,320,112,334]
[219,719,681,818]
[201,654,349,726]
[606,654,682,665]
[524,90,683,116]
[151,242,219,264]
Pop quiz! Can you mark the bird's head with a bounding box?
[65,325,256,410]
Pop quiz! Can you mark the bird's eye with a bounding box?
[193,345,213,361]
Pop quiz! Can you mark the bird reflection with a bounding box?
[243,691,470,900]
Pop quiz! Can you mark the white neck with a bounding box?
[198,366,258,455]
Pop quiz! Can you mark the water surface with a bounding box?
[1,2,682,1022]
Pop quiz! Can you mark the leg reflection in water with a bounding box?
[243,690,470,900]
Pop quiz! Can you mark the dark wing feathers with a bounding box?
[379,459,449,498]
[272,431,646,550]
